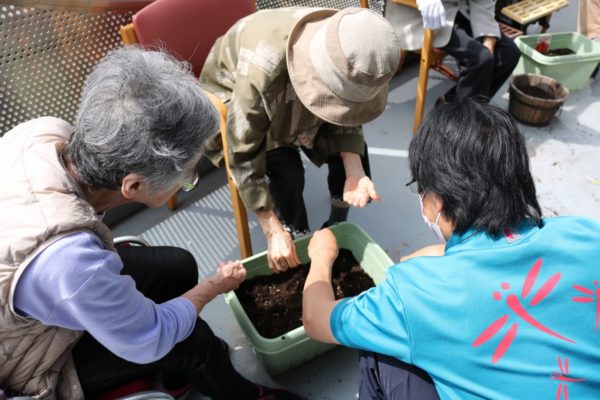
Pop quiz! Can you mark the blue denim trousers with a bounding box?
[358,350,440,400]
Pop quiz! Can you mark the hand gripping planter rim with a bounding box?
[223,222,394,375]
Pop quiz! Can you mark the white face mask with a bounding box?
[419,195,446,243]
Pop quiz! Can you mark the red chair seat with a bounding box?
[95,376,153,400]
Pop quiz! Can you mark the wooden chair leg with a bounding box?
[204,90,253,259]
[413,28,434,135]
[227,176,252,259]
[167,194,178,210]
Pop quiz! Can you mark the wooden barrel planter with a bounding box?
[509,74,569,126]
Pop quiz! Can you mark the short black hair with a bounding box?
[409,98,542,236]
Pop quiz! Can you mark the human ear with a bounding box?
[431,193,444,213]
[121,173,145,200]
[423,192,444,214]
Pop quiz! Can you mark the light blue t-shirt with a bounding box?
[13,232,197,364]
[331,217,600,399]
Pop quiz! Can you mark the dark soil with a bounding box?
[519,85,555,99]
[545,47,576,57]
[235,249,375,338]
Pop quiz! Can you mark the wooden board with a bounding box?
[501,0,569,25]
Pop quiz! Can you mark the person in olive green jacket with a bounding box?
[201,7,401,272]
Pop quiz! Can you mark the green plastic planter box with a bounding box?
[514,32,600,91]
[223,222,393,375]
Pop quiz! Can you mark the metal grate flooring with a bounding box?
[138,184,259,278]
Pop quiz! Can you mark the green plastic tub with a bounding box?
[514,32,600,91]
[223,222,394,375]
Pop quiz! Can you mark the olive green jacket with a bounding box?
[200,7,365,212]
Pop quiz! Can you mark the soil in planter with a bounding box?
[545,48,576,57]
[519,85,555,99]
[235,248,375,338]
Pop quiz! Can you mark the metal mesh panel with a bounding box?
[256,0,384,14]
[0,2,146,135]
[1,0,385,136]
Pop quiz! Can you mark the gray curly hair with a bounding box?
[64,46,218,191]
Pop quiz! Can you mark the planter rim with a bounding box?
[224,221,393,352]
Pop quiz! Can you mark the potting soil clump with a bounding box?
[235,249,375,338]
[545,48,576,56]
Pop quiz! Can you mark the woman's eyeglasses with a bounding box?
[179,169,199,192]
[405,179,420,196]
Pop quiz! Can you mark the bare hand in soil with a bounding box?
[211,260,247,293]
[308,228,339,263]
[267,229,301,273]
[343,175,380,207]
[236,249,374,338]
[182,261,247,313]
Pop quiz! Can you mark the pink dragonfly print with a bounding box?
[552,356,585,400]
[572,280,600,331]
[473,259,575,363]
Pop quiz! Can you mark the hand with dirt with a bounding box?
[267,228,301,273]
[343,175,380,208]
[308,228,339,265]
[210,260,247,293]
[182,260,246,313]
[340,151,380,208]
[256,209,301,273]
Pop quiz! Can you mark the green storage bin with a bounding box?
[514,32,600,90]
[223,222,393,375]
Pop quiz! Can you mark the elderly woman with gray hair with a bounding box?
[0,47,302,400]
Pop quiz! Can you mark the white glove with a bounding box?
[416,0,447,30]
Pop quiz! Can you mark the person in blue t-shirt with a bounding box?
[303,98,600,399]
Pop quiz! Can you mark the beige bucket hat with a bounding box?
[287,7,401,127]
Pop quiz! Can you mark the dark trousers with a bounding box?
[72,245,258,400]
[265,145,371,234]
[442,12,521,101]
[358,351,440,400]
